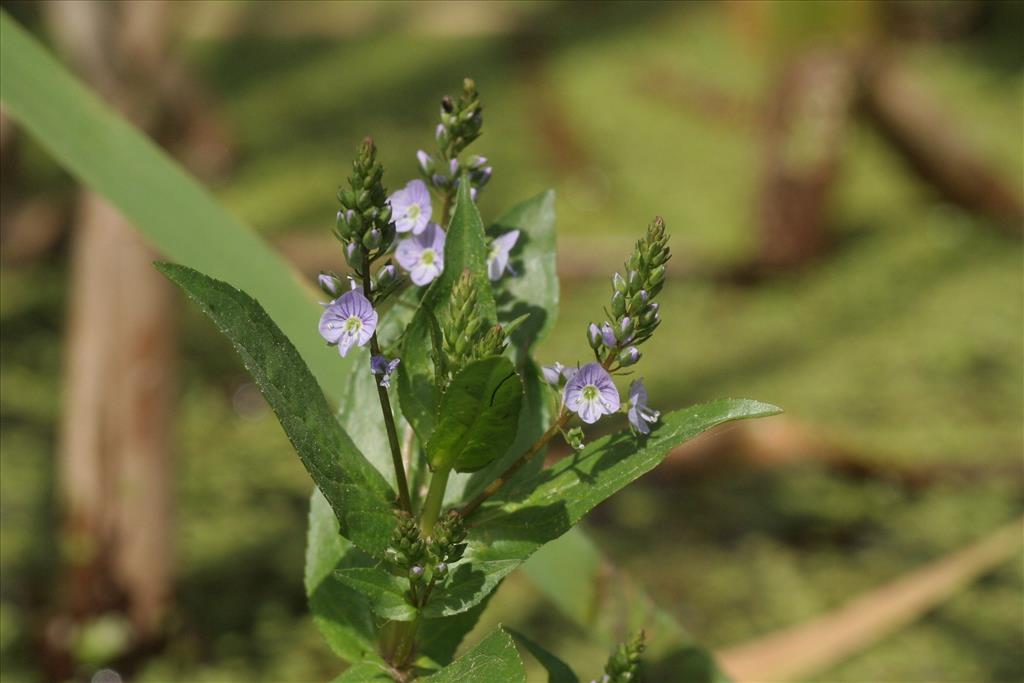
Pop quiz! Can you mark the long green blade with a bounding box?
[0,12,345,389]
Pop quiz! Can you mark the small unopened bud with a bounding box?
[435,562,448,575]
[587,323,603,350]
[363,228,383,250]
[467,155,487,169]
[449,158,459,176]
[416,150,434,175]
[410,565,424,578]
[617,317,635,342]
[613,272,627,293]
[318,273,342,298]
[628,269,642,290]
[618,346,641,367]
[441,95,454,113]
[611,291,626,317]
[600,322,617,348]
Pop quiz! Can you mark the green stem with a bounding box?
[361,255,413,513]
[379,617,420,671]
[419,465,451,535]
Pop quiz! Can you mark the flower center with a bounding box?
[420,249,436,266]
[408,204,421,220]
[343,315,363,335]
[488,244,499,261]
[581,384,600,402]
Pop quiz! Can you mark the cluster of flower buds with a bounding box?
[333,138,396,277]
[437,78,482,160]
[587,217,670,368]
[595,631,646,683]
[427,510,467,576]
[386,510,427,576]
[438,270,519,387]
[416,80,493,201]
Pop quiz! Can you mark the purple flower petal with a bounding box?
[396,223,446,286]
[388,179,432,234]
[487,230,520,281]
[563,362,619,424]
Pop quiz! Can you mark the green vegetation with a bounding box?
[1,2,1020,681]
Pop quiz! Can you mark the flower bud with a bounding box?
[611,291,626,317]
[318,273,343,298]
[628,269,642,291]
[449,158,459,176]
[617,317,635,342]
[628,290,647,314]
[417,150,434,175]
[600,322,617,348]
[410,565,424,578]
[618,346,641,367]
[649,265,666,286]
[435,562,448,575]
[375,263,396,289]
[613,272,627,293]
[587,323,603,350]
[362,228,383,250]
[467,155,488,169]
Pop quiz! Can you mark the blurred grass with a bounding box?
[1,2,1022,681]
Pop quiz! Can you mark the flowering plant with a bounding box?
[158,79,779,682]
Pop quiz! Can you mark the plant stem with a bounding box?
[460,352,618,517]
[379,617,420,672]
[361,260,413,513]
[419,464,451,535]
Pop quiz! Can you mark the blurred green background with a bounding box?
[1,1,1022,681]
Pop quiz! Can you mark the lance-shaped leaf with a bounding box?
[305,490,380,663]
[398,181,495,445]
[508,629,579,683]
[334,567,417,622]
[423,399,782,618]
[157,264,396,558]
[0,14,347,390]
[491,190,558,358]
[448,358,549,505]
[426,356,523,473]
[421,627,525,683]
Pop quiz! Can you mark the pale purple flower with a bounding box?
[388,179,432,234]
[487,230,520,281]
[564,362,620,424]
[627,379,660,435]
[318,290,377,357]
[395,223,446,286]
[370,355,401,389]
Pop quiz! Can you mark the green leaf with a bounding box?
[426,357,523,473]
[331,661,394,682]
[398,181,495,445]
[492,191,558,357]
[425,400,782,617]
[418,591,497,667]
[156,263,396,558]
[449,358,549,505]
[305,490,380,664]
[334,567,417,622]
[523,528,732,683]
[507,629,579,683]
[421,627,525,683]
[0,13,348,393]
